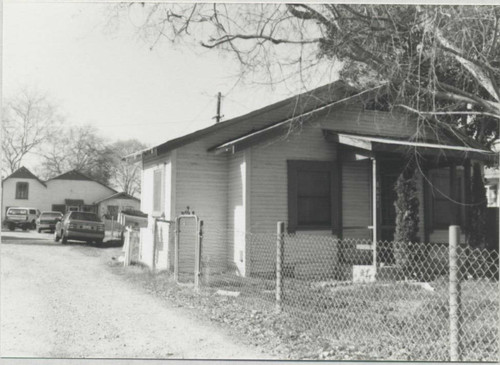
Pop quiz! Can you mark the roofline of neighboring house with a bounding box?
[46,170,118,194]
[2,167,47,187]
[93,192,140,204]
[124,80,363,162]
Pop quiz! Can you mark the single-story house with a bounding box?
[128,80,494,276]
[94,192,141,219]
[1,168,137,218]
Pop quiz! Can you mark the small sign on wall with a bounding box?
[352,265,376,283]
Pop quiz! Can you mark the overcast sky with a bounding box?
[3,1,341,173]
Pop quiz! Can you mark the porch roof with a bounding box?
[325,131,495,162]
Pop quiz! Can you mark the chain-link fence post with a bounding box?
[276,221,285,312]
[449,225,462,361]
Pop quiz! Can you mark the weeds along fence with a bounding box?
[197,224,499,362]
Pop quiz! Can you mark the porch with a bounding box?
[324,130,494,253]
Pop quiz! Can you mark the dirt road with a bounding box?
[0,233,272,359]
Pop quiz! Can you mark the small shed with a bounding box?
[94,192,141,220]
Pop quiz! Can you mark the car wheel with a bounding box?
[22,226,28,231]
[61,231,68,244]
[8,223,15,231]
[38,228,42,233]
[31,221,36,230]
[54,230,60,242]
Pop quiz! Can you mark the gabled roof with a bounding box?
[126,80,361,162]
[128,80,493,162]
[47,170,117,193]
[3,167,46,187]
[93,192,140,204]
[50,170,94,181]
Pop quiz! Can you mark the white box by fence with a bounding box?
[352,265,376,283]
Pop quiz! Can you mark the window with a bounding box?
[52,204,66,214]
[153,169,163,214]
[15,182,29,199]
[107,205,119,219]
[82,205,96,213]
[287,161,339,232]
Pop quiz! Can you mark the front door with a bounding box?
[380,172,398,241]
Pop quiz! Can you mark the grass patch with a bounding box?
[109,263,498,361]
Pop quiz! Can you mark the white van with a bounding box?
[4,207,40,231]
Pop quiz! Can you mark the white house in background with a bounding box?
[1,167,138,217]
[94,192,141,219]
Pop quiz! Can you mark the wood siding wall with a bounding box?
[175,141,229,266]
[249,125,338,274]
[319,106,413,138]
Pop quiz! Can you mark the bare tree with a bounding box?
[109,4,500,143]
[2,89,61,175]
[108,139,147,196]
[39,125,113,185]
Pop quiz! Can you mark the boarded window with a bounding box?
[153,169,162,213]
[15,182,29,199]
[288,161,339,233]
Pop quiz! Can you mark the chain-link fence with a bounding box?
[196,225,498,362]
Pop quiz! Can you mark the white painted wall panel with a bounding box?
[2,179,49,214]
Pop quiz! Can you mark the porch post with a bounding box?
[372,157,378,270]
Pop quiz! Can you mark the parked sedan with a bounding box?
[54,211,105,244]
[36,211,63,233]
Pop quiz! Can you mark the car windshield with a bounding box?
[70,212,100,222]
[41,213,62,218]
[8,209,28,215]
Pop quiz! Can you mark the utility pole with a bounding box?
[213,92,223,123]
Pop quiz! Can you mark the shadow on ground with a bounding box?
[1,237,123,249]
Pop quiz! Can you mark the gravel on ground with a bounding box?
[0,235,274,359]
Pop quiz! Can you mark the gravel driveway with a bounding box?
[0,233,273,359]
